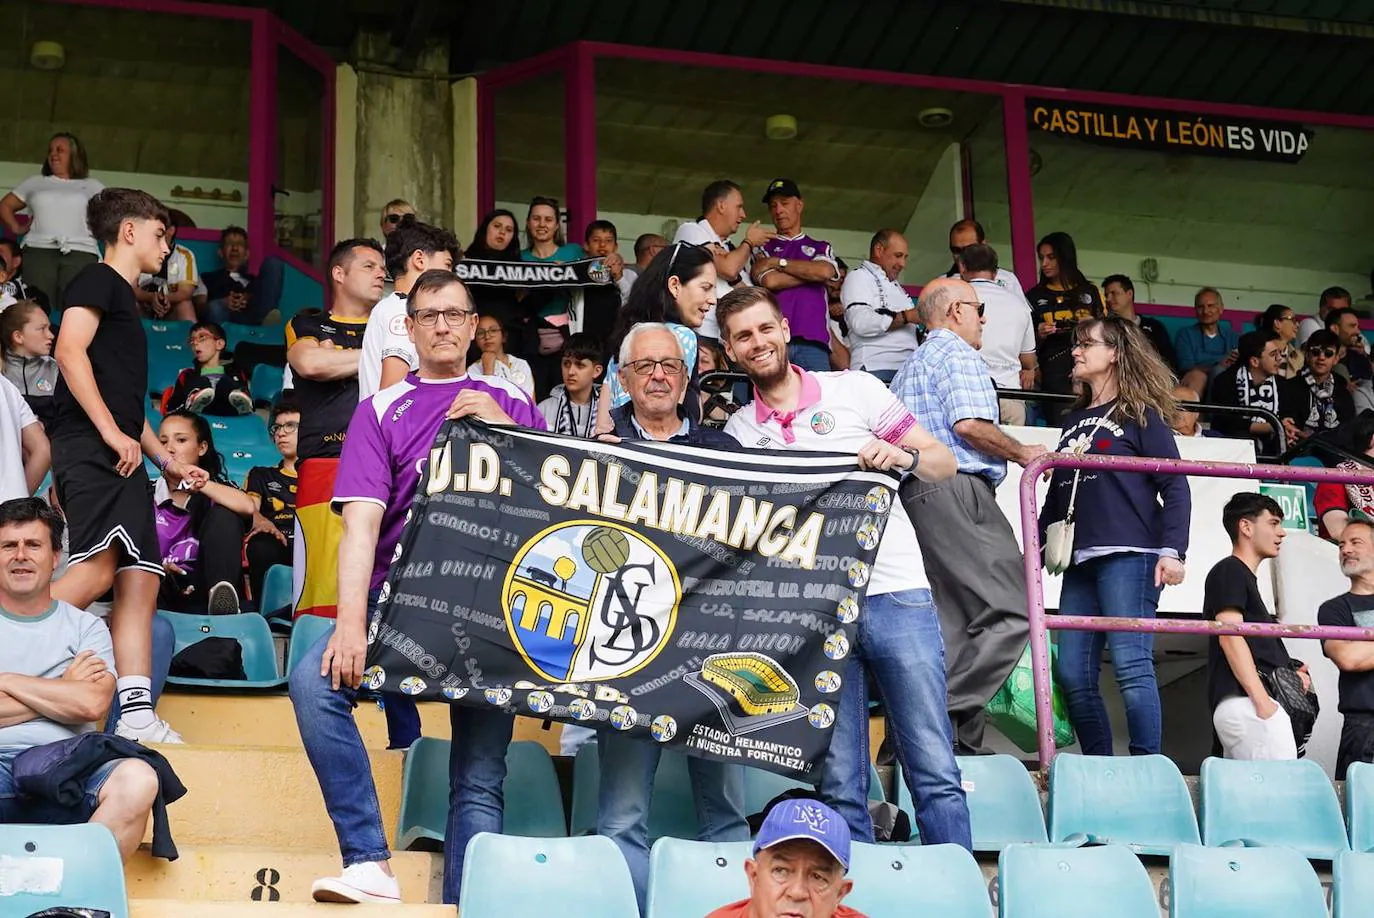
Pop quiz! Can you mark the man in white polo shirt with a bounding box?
[841,229,918,383]
[0,375,48,502]
[357,217,459,400]
[956,243,1037,424]
[673,180,775,342]
[718,285,972,851]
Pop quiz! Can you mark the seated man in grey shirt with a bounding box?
[0,497,158,861]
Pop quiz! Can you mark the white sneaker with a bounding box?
[116,716,185,745]
[311,861,402,904]
[207,580,241,616]
[228,389,254,415]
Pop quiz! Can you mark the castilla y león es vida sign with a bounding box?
[1029,98,1312,164]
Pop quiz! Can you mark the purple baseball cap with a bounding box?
[753,798,851,871]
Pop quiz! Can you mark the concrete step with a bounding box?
[131,901,453,917]
[126,845,441,903]
[150,745,404,850]
[157,693,563,754]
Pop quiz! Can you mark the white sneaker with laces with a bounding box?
[311,861,402,904]
[116,716,185,745]
[228,389,254,415]
[186,388,214,413]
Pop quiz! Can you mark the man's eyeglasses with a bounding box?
[625,357,687,377]
[409,307,474,327]
[955,300,985,317]
[269,421,299,435]
[1308,346,1338,358]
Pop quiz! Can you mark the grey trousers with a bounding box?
[901,472,1029,755]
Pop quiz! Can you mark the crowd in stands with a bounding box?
[3,128,1374,917]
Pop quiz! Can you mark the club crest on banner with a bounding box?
[502,520,681,683]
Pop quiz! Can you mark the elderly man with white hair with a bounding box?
[594,321,745,913]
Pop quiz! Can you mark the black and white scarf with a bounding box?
[547,385,600,438]
[1300,368,1338,432]
[1236,365,1280,421]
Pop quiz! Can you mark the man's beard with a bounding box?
[745,349,790,388]
[1341,557,1374,577]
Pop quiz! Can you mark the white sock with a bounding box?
[117,676,156,729]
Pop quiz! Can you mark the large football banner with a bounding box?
[364,420,895,779]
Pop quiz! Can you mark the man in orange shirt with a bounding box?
[705,798,867,918]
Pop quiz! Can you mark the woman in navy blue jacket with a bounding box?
[1042,316,1192,756]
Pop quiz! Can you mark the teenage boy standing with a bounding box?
[50,188,209,743]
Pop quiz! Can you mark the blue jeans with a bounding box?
[788,340,832,373]
[442,705,515,905]
[1055,552,1163,756]
[0,748,119,823]
[201,256,285,325]
[105,612,175,731]
[597,733,747,913]
[818,588,971,848]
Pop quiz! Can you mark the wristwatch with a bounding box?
[778,258,789,270]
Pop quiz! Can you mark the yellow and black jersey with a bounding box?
[286,310,369,460]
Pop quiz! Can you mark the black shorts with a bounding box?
[52,437,163,577]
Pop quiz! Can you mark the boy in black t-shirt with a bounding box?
[49,188,209,744]
[1204,492,1304,761]
[244,403,298,609]
[1318,516,1374,778]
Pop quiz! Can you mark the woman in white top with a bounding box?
[0,134,104,312]
[473,313,536,397]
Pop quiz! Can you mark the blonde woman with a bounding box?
[1041,315,1192,757]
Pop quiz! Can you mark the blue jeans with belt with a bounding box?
[1054,551,1163,756]
[817,588,971,848]
[597,732,748,913]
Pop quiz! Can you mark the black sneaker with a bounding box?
[207,581,241,615]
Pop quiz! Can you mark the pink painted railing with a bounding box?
[1020,452,1374,770]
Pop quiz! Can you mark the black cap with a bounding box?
[762,178,802,204]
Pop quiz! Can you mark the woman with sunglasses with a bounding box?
[1259,303,1304,379]
[1041,315,1190,757]
[519,197,585,396]
[595,242,718,434]
[1289,329,1354,441]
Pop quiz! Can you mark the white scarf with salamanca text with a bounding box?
[1236,365,1280,420]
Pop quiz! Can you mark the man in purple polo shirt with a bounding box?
[289,268,545,907]
[753,178,840,372]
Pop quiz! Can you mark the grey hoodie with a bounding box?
[2,351,58,421]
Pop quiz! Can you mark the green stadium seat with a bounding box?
[458,833,638,918]
[1169,843,1326,918]
[849,841,988,917]
[286,614,333,677]
[957,754,1047,851]
[0,823,129,918]
[1345,761,1374,852]
[159,610,284,689]
[259,563,294,620]
[1200,757,1348,858]
[569,742,709,841]
[1048,753,1198,855]
[1334,850,1374,918]
[397,738,566,850]
[645,839,751,917]
[998,843,1155,918]
[250,362,284,404]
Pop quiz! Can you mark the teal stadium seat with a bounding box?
[206,413,270,448]
[998,843,1156,918]
[221,446,265,487]
[159,610,284,689]
[1345,761,1374,851]
[569,742,706,841]
[397,738,566,850]
[259,563,294,620]
[0,823,129,918]
[142,318,193,344]
[1199,757,1348,858]
[848,842,989,918]
[1048,753,1199,855]
[645,839,752,917]
[226,323,286,348]
[458,833,638,918]
[250,362,284,404]
[955,754,1047,851]
[286,614,333,676]
[1333,850,1374,918]
[147,342,188,397]
[746,762,884,815]
[1169,843,1326,918]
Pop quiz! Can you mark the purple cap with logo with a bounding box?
[753,798,851,871]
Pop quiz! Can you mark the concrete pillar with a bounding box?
[334,64,359,247]
[349,31,454,240]
[452,77,479,246]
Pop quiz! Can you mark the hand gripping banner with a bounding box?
[363,420,895,780]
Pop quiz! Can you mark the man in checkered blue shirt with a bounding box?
[890,277,1046,755]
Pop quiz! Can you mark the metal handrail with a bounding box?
[1019,452,1374,771]
[994,387,1289,457]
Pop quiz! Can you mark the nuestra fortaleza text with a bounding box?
[363,420,896,779]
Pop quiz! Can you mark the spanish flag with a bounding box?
[293,457,343,619]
